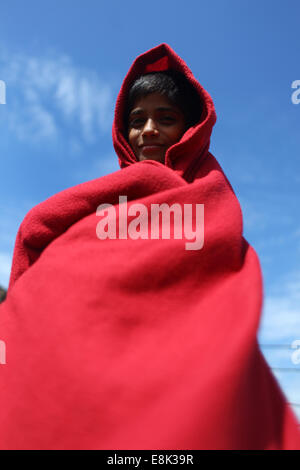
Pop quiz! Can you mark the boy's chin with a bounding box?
[138,153,165,164]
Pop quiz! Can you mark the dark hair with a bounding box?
[124,70,203,133]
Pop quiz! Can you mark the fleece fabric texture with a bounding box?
[0,43,299,450]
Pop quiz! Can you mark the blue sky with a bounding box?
[0,0,299,420]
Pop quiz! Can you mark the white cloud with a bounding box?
[258,271,300,344]
[258,271,300,422]
[7,100,57,142]
[0,50,114,146]
[273,371,300,422]
[0,252,12,288]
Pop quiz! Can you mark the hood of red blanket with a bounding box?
[112,43,217,181]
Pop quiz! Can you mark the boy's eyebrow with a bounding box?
[129,106,180,117]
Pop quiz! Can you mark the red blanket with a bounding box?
[0,43,299,449]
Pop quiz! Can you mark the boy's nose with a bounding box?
[142,119,159,136]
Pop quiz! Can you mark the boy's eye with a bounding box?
[130,119,144,126]
[129,116,176,127]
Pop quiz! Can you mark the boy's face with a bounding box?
[127,92,186,164]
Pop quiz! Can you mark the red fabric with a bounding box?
[0,43,299,450]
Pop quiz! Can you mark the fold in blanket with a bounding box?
[0,43,299,449]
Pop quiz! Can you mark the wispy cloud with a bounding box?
[259,270,300,344]
[0,252,12,288]
[258,271,300,421]
[259,345,300,420]
[0,50,114,146]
